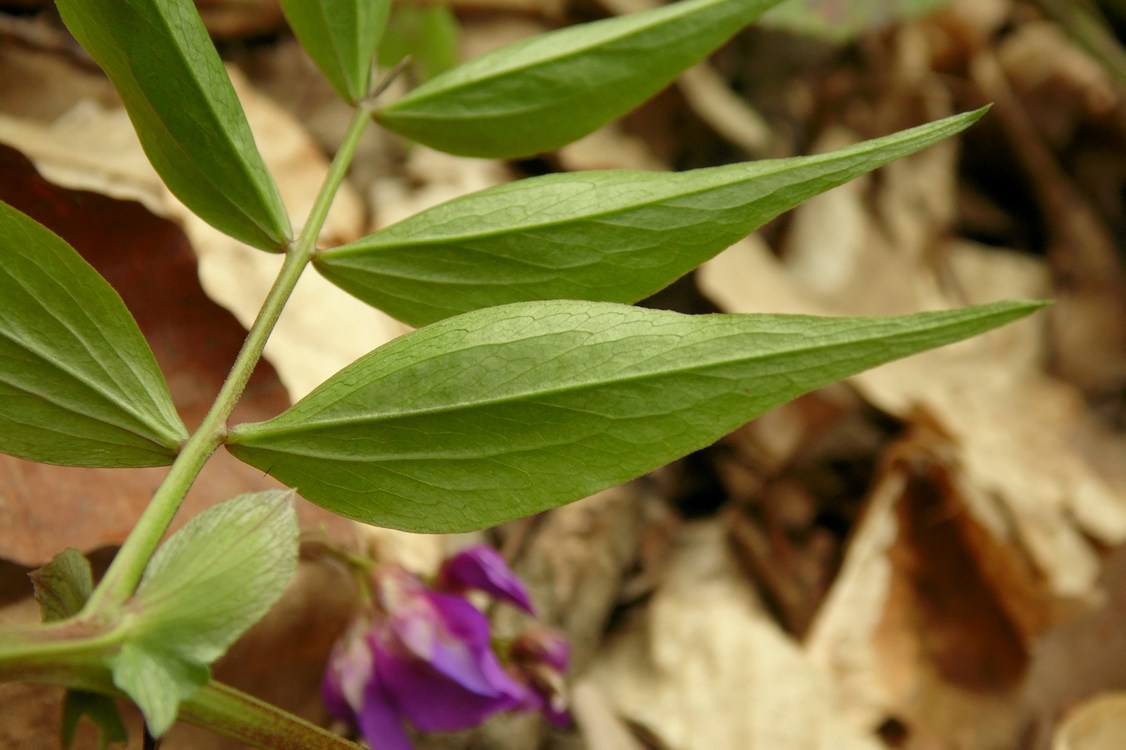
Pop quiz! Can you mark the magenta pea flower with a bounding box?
[323,546,568,749]
[436,545,535,614]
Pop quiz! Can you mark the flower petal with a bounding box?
[358,673,414,750]
[376,644,524,732]
[379,592,526,731]
[437,546,534,614]
[322,620,375,722]
[321,668,352,725]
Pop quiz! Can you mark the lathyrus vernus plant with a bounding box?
[0,0,1044,747]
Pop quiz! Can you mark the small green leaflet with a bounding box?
[30,548,94,623]
[112,644,208,740]
[318,110,985,327]
[0,202,187,467]
[378,3,460,82]
[280,0,391,103]
[110,490,298,737]
[55,0,291,251]
[227,300,1044,533]
[31,550,129,750]
[376,0,783,157]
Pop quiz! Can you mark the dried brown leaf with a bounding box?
[588,521,882,750]
[1052,693,1126,750]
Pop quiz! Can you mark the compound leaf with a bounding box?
[280,0,391,103]
[376,0,782,157]
[111,490,298,737]
[318,110,984,327]
[56,0,291,251]
[227,300,1043,533]
[0,202,187,467]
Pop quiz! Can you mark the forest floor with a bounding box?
[1,0,1126,748]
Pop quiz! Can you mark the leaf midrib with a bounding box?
[384,0,750,110]
[233,308,1011,442]
[0,310,176,445]
[325,128,935,256]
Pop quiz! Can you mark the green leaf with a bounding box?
[55,0,291,251]
[0,202,187,467]
[129,489,298,659]
[111,490,298,736]
[30,549,94,623]
[227,300,1044,533]
[375,0,783,157]
[62,691,128,750]
[318,109,985,327]
[280,0,391,103]
[377,3,460,82]
[112,642,209,739]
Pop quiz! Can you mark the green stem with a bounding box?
[182,681,364,750]
[84,103,375,614]
[0,620,119,667]
[0,648,362,750]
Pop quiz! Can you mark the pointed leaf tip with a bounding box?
[56,0,291,250]
[227,299,1044,533]
[376,0,784,157]
[319,110,990,326]
[281,0,391,103]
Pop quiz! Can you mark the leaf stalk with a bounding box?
[83,102,374,614]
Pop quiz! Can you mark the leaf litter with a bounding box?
[1,0,1126,748]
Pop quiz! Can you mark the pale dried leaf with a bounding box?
[805,428,1056,741]
[677,63,771,156]
[588,521,882,750]
[556,123,666,172]
[571,679,647,750]
[942,0,1012,46]
[780,129,874,299]
[997,22,1120,149]
[369,145,511,228]
[1053,694,1126,750]
[699,234,831,315]
[803,468,902,729]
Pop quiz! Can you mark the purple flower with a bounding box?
[323,548,566,749]
[435,545,535,614]
[509,628,572,728]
